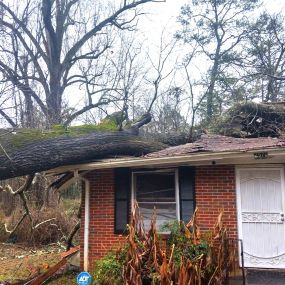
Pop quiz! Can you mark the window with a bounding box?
[114,166,195,234]
[132,169,179,229]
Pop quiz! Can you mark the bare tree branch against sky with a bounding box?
[1,0,285,128]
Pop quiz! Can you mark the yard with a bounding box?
[0,243,78,284]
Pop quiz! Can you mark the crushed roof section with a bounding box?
[146,135,285,158]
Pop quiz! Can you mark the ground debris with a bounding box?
[0,243,78,285]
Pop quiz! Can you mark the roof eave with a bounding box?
[45,147,285,176]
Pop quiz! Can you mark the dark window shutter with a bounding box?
[179,166,195,223]
[114,168,130,234]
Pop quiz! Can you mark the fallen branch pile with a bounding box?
[213,102,285,138]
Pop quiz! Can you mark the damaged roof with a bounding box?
[146,135,285,158]
[46,135,285,175]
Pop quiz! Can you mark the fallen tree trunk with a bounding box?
[0,130,165,180]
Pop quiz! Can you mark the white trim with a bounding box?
[175,168,180,221]
[46,148,285,175]
[235,166,285,268]
[235,167,243,267]
[235,164,285,168]
[73,171,90,271]
[83,179,90,271]
[280,167,285,258]
[132,168,176,174]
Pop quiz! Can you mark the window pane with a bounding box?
[138,202,176,230]
[136,172,175,203]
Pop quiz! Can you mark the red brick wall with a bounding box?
[80,169,125,270]
[195,165,237,240]
[81,165,238,269]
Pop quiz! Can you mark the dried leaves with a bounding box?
[108,206,234,285]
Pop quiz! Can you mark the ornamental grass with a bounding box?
[94,204,235,285]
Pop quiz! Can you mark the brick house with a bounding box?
[48,135,285,271]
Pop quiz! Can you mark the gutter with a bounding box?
[74,171,90,272]
[46,148,285,175]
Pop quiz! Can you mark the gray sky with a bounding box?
[140,0,285,47]
[2,0,285,126]
[71,0,285,121]
[55,0,285,121]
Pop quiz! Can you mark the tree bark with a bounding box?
[0,131,165,180]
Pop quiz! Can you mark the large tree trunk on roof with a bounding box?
[0,130,165,180]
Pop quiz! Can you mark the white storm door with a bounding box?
[237,167,285,268]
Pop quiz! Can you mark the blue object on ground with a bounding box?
[77,272,92,285]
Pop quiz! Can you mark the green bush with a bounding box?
[93,251,124,285]
[162,220,209,265]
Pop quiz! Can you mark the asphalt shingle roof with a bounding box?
[146,135,285,158]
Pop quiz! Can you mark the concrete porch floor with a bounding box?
[229,269,285,285]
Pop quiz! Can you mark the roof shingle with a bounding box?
[146,135,285,158]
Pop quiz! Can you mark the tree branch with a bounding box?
[266,74,285,81]
[62,0,163,70]
[63,99,115,127]
[0,1,48,63]
[0,61,48,116]
[0,109,17,128]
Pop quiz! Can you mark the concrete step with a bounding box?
[247,269,285,285]
[229,269,285,285]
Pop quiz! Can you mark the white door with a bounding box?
[237,167,285,268]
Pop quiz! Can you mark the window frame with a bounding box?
[131,168,180,224]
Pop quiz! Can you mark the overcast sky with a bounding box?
[139,0,285,47]
[72,0,285,119]
[3,0,285,126]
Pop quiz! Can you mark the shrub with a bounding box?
[93,247,128,285]
[161,220,210,267]
[93,207,234,285]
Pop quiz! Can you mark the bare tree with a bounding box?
[182,49,208,140]
[0,82,17,127]
[145,31,177,115]
[0,0,164,127]
[108,34,147,129]
[68,32,149,128]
